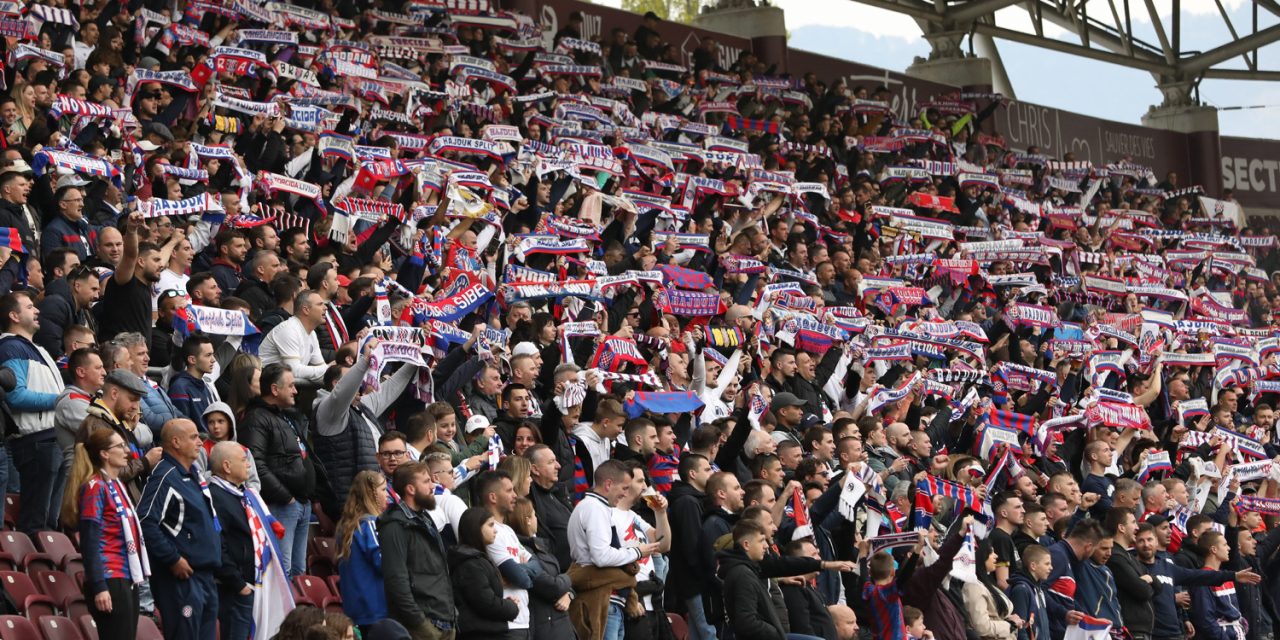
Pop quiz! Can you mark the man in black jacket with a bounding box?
[232,250,282,320]
[527,444,573,570]
[667,453,716,640]
[208,441,268,640]
[238,363,314,579]
[1105,507,1157,639]
[718,519,787,640]
[380,461,455,640]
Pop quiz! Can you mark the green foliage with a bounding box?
[619,0,701,24]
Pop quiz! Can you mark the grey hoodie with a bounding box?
[196,401,261,491]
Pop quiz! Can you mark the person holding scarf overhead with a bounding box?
[208,440,294,640]
[68,428,150,640]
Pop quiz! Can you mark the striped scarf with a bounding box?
[103,476,150,584]
[723,115,779,134]
[567,433,588,504]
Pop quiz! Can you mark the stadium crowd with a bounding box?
[0,1,1272,640]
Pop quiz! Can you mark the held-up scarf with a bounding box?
[1237,495,1280,515]
[1135,450,1173,483]
[173,304,259,338]
[49,94,115,120]
[139,193,224,219]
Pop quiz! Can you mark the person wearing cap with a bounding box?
[768,391,807,444]
[239,363,315,579]
[41,180,97,261]
[72,368,159,500]
[168,334,219,432]
[313,338,419,513]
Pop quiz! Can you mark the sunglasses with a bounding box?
[158,289,183,300]
[141,92,160,100]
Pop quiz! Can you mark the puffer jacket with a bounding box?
[237,397,315,505]
[449,544,519,639]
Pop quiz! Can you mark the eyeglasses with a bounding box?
[377,450,408,459]
[67,264,93,280]
[106,442,128,451]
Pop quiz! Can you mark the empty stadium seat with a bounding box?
[134,616,162,640]
[3,496,17,531]
[0,573,55,622]
[31,535,78,573]
[0,616,39,640]
[0,535,52,574]
[311,503,336,537]
[308,536,336,577]
[292,574,340,610]
[32,573,78,617]
[325,574,340,598]
[35,616,82,640]
[73,618,94,640]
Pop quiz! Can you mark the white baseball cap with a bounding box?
[466,414,491,434]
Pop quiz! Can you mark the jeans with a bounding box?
[271,500,311,578]
[10,431,61,534]
[218,589,253,640]
[685,595,717,640]
[604,602,624,640]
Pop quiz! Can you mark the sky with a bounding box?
[595,0,1280,139]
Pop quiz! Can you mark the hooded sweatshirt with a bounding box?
[1007,571,1049,640]
[197,401,261,491]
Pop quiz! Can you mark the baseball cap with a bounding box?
[465,415,491,434]
[512,342,539,358]
[772,392,806,408]
[56,173,90,189]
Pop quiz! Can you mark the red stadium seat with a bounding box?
[325,574,340,598]
[32,573,78,616]
[308,536,336,578]
[292,575,340,610]
[35,616,82,640]
[31,535,78,573]
[0,617,39,640]
[73,618,94,640]
[0,573,55,622]
[54,603,83,629]
[134,616,162,640]
[3,496,18,531]
[311,503,336,537]
[666,613,688,640]
[0,535,54,574]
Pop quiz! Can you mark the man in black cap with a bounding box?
[769,392,807,444]
[76,368,161,496]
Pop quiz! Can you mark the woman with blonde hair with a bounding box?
[7,82,34,142]
[498,454,532,498]
[509,497,575,640]
[68,428,149,640]
[334,470,389,634]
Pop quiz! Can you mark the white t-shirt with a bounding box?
[611,508,656,611]
[153,268,189,310]
[486,522,531,629]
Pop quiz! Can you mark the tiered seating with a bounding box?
[0,573,55,622]
[33,573,85,622]
[308,536,337,578]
